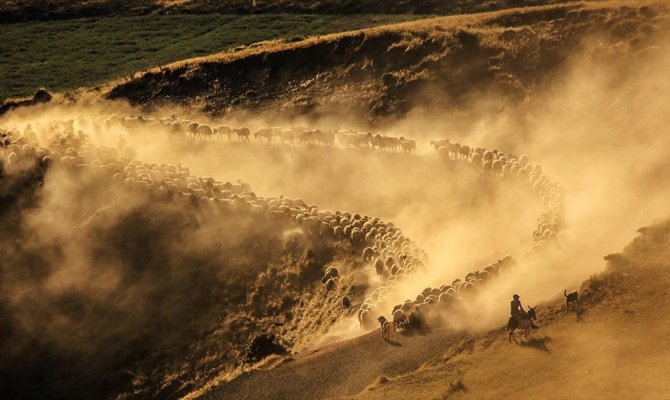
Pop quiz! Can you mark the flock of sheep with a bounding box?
[0,120,416,264]
[1,111,564,341]
[431,139,563,252]
[360,140,565,337]
[90,114,418,153]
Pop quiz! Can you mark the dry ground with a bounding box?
[195,221,670,399]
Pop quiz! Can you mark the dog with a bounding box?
[564,289,579,312]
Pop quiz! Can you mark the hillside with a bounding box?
[105,1,670,124]
[1,0,571,22]
[0,14,420,102]
[192,220,670,399]
[2,109,538,399]
[1,0,669,399]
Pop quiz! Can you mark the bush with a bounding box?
[244,333,287,363]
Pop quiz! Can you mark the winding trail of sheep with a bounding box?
[0,112,563,338]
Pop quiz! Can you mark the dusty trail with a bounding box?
[350,229,670,399]
[198,222,670,399]
[201,327,467,400]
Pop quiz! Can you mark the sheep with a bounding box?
[362,247,375,261]
[279,129,295,145]
[324,277,338,291]
[196,124,214,141]
[358,308,369,329]
[378,316,392,340]
[216,125,233,141]
[234,127,251,142]
[430,139,450,150]
[401,301,414,314]
[322,266,339,283]
[459,145,471,160]
[438,291,453,305]
[349,229,363,245]
[392,309,407,331]
[399,137,416,154]
[518,154,529,167]
[342,296,351,309]
[407,309,424,330]
[186,122,199,138]
[254,127,273,144]
[471,152,483,166]
[325,265,339,276]
[448,142,460,159]
[374,258,386,278]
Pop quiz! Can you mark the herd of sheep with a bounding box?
[0,121,416,262]
[432,139,563,252]
[1,111,564,340]
[88,114,418,153]
[361,139,564,336]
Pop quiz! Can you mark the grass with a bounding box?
[0,13,424,101]
[0,1,571,22]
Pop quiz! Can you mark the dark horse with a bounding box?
[508,306,537,343]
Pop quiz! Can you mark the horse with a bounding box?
[508,306,537,343]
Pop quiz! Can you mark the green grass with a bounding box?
[0,14,423,101]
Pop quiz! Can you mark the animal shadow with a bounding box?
[385,339,402,347]
[400,324,431,337]
[519,336,553,353]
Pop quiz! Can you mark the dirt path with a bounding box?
[199,326,469,399]
[197,232,670,400]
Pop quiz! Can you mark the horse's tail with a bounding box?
[564,289,568,298]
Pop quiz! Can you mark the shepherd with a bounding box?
[510,293,524,320]
[508,294,538,343]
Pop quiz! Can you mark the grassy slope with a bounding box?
[104,1,670,123]
[196,220,670,400]
[0,1,572,22]
[0,14,421,102]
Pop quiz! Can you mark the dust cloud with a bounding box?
[379,30,670,333]
[1,18,670,400]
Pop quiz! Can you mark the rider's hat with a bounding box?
[513,294,520,299]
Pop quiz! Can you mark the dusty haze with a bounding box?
[1,10,670,399]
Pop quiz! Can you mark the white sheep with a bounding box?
[392,309,407,331]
